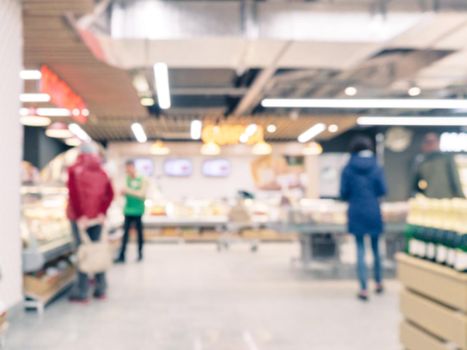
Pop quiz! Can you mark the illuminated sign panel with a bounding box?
[40,65,88,123]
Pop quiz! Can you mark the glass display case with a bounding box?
[21,185,73,273]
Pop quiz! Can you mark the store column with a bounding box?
[0,0,23,308]
[305,155,320,198]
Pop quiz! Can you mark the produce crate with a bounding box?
[397,253,467,350]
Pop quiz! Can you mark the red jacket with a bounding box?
[67,154,114,221]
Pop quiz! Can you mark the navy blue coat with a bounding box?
[340,153,387,237]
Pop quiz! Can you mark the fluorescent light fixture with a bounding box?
[20,107,32,116]
[133,74,150,93]
[266,124,277,133]
[408,86,421,97]
[65,137,82,147]
[131,122,147,143]
[328,124,339,133]
[239,133,249,143]
[20,70,41,80]
[245,123,258,136]
[345,86,357,96]
[261,98,467,110]
[191,120,202,140]
[140,97,155,107]
[154,62,171,109]
[440,132,467,152]
[20,115,51,127]
[298,123,326,143]
[20,93,50,103]
[36,108,71,117]
[69,123,91,142]
[357,116,467,126]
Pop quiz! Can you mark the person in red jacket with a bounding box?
[67,143,114,302]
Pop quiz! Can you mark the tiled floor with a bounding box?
[7,243,401,350]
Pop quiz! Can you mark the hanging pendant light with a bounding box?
[45,122,73,139]
[20,115,51,127]
[201,141,221,155]
[302,141,323,156]
[252,140,272,155]
[150,140,170,155]
[65,137,82,147]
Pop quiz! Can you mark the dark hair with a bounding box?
[349,135,374,153]
[125,159,135,166]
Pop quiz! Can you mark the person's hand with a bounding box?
[96,214,105,224]
[77,217,88,230]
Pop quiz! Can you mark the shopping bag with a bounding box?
[77,225,113,274]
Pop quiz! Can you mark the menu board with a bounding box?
[202,159,231,177]
[134,158,155,177]
[164,158,193,177]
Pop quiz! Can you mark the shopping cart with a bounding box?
[217,200,259,252]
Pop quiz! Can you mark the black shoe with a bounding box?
[69,295,89,304]
[137,256,143,262]
[93,291,107,300]
[375,284,384,295]
[114,258,125,264]
[357,291,369,302]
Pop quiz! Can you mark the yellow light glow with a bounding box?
[150,140,170,155]
[201,141,221,155]
[302,142,323,156]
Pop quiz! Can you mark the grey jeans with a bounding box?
[71,222,107,298]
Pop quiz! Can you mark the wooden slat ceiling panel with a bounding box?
[23,0,149,120]
[22,0,358,142]
[82,115,357,142]
[23,0,94,13]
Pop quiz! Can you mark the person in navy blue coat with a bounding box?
[340,136,387,301]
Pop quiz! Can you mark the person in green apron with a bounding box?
[115,160,148,263]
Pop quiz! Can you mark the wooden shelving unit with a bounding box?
[397,253,467,350]
[24,268,76,314]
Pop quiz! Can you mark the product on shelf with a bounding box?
[21,186,70,250]
[292,199,407,225]
[405,196,467,272]
[23,258,75,297]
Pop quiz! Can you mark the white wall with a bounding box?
[154,155,256,200]
[0,0,23,308]
[107,142,306,201]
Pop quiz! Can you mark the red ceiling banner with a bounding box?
[40,65,88,124]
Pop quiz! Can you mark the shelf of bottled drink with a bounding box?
[404,196,467,273]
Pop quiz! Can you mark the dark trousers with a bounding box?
[71,222,107,298]
[355,234,382,291]
[118,215,144,260]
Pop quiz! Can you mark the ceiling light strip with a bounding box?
[69,123,91,142]
[298,123,326,143]
[154,63,171,109]
[20,93,50,103]
[36,108,71,117]
[20,70,42,80]
[261,98,467,110]
[191,120,202,140]
[357,116,467,126]
[131,122,147,143]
